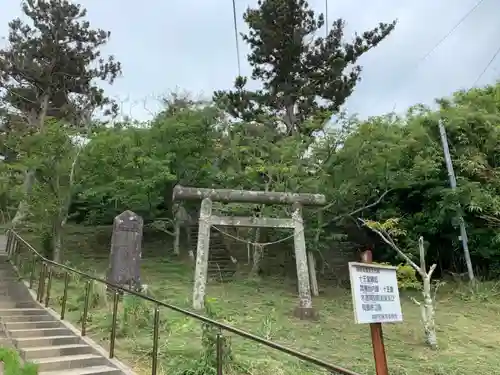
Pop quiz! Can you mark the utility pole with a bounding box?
[438,120,475,283]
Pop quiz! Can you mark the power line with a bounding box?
[473,43,500,86]
[387,0,486,111]
[325,0,329,37]
[232,0,242,77]
[412,0,485,68]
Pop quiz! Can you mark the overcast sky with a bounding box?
[1,0,499,121]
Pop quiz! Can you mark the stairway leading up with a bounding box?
[0,235,135,375]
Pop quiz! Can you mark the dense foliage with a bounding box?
[1,0,500,280]
[0,346,38,374]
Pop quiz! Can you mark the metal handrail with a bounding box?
[4,229,361,375]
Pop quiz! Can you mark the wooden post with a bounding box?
[173,203,191,257]
[308,251,319,296]
[361,249,389,375]
[192,198,212,310]
[173,221,181,256]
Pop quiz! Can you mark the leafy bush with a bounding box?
[0,347,38,375]
[375,262,420,290]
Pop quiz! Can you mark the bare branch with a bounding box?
[148,220,175,237]
[418,236,426,272]
[479,214,500,226]
[410,297,421,306]
[322,188,392,228]
[428,263,437,278]
[433,280,443,302]
[359,218,421,272]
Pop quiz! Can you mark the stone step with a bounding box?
[0,292,31,298]
[0,278,23,284]
[0,245,131,375]
[0,279,22,283]
[13,335,82,348]
[33,354,106,372]
[0,271,20,276]
[1,314,55,322]
[0,308,47,316]
[0,280,29,286]
[0,289,31,294]
[0,301,37,309]
[0,283,23,288]
[5,320,61,330]
[8,327,72,338]
[21,343,93,360]
[39,365,122,375]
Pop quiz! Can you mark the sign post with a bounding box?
[349,250,403,375]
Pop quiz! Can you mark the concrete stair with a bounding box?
[189,226,237,282]
[0,242,132,375]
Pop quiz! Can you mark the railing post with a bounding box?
[14,242,21,270]
[37,263,46,302]
[216,332,223,375]
[5,231,12,256]
[60,272,70,320]
[151,305,160,375]
[29,255,37,289]
[7,233,14,258]
[81,280,91,336]
[109,291,119,359]
[13,237,19,259]
[9,237,17,260]
[44,266,53,307]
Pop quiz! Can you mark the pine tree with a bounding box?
[0,0,121,129]
[0,0,122,224]
[214,0,396,135]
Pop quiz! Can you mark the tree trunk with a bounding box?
[11,170,35,225]
[420,276,437,349]
[60,145,82,228]
[12,95,50,226]
[186,226,195,262]
[251,246,263,275]
[52,218,62,263]
[250,228,263,276]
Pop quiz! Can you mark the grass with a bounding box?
[13,225,500,375]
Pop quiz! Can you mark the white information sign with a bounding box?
[348,262,403,324]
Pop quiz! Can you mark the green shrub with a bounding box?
[0,346,38,375]
[374,262,420,290]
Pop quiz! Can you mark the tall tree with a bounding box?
[0,0,121,224]
[214,0,396,135]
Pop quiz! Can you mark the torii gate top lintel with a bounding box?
[172,185,326,206]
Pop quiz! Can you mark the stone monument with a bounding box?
[106,210,143,290]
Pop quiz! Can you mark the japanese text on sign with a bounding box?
[348,262,403,324]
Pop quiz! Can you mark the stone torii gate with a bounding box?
[172,185,326,320]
